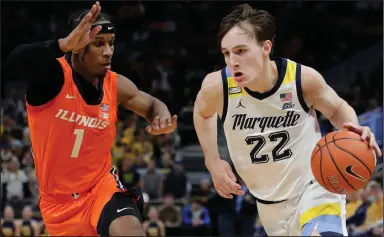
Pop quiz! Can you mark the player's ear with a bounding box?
[263,40,272,56]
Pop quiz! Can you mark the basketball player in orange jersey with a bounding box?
[193,4,382,236]
[4,2,177,236]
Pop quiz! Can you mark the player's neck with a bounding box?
[246,59,278,93]
[71,57,100,88]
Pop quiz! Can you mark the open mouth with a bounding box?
[234,72,244,81]
[235,72,243,77]
[101,63,111,70]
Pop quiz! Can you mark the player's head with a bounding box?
[68,9,115,77]
[218,4,275,87]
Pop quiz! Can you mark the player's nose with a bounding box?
[103,45,113,57]
[229,55,239,68]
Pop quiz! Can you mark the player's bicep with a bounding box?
[302,66,344,119]
[117,74,155,119]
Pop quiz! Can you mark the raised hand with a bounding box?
[59,1,102,52]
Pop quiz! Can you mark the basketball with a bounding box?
[311,130,376,194]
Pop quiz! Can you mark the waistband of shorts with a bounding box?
[39,189,91,204]
[256,180,314,205]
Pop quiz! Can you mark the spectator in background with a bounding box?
[1,144,18,170]
[160,150,174,170]
[158,194,182,228]
[217,184,257,236]
[163,161,188,199]
[1,159,29,202]
[21,150,34,174]
[131,128,154,159]
[346,190,363,219]
[141,159,163,199]
[111,140,125,166]
[16,205,40,237]
[347,182,382,235]
[182,197,211,235]
[143,206,166,236]
[118,157,140,188]
[120,114,138,146]
[357,181,383,233]
[191,179,213,207]
[1,206,17,237]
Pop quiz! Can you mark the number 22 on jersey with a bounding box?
[71,129,84,158]
[246,131,293,164]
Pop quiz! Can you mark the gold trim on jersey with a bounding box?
[282,60,297,85]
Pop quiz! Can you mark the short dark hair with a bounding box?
[68,9,113,30]
[217,4,276,48]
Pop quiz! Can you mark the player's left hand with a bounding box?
[145,115,177,135]
[343,122,382,157]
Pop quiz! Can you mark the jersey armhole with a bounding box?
[220,68,228,123]
[295,63,310,113]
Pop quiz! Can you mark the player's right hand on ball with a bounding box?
[59,1,102,52]
[209,159,245,199]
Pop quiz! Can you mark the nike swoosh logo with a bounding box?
[345,165,365,181]
[117,207,133,213]
[108,26,113,30]
[66,94,76,99]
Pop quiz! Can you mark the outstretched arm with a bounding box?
[301,65,382,156]
[117,74,177,135]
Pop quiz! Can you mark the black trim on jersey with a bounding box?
[244,57,287,100]
[255,180,313,205]
[295,63,310,113]
[221,68,229,123]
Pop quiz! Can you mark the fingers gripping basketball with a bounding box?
[311,131,376,194]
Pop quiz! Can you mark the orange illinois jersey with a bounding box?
[26,56,119,195]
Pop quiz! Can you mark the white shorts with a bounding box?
[256,180,348,236]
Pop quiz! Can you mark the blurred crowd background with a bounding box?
[1,1,383,236]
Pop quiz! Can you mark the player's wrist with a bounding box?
[205,155,221,171]
[58,38,72,53]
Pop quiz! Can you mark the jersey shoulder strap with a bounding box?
[283,58,310,113]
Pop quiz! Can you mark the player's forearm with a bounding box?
[328,101,359,130]
[193,112,221,171]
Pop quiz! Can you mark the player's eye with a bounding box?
[109,41,115,46]
[95,41,104,47]
[237,49,246,54]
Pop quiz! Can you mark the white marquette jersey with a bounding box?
[220,58,322,201]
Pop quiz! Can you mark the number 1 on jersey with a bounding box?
[71,129,84,158]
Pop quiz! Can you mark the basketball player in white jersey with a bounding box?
[193,4,382,236]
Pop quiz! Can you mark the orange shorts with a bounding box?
[39,168,126,236]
